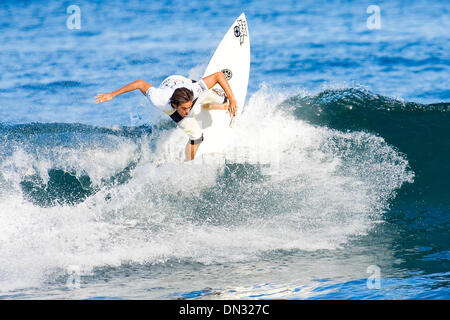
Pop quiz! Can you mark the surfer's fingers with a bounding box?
[95,95,107,103]
[95,93,112,103]
[229,104,237,116]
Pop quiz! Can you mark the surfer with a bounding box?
[95,72,237,161]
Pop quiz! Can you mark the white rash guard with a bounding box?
[146,75,208,144]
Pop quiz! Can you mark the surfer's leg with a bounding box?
[184,134,204,161]
[178,117,203,161]
[185,141,200,161]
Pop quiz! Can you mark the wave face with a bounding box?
[0,86,421,292]
[281,87,449,206]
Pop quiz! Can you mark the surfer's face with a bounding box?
[175,100,193,117]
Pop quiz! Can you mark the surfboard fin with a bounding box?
[229,116,236,128]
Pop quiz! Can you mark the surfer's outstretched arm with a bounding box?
[95,80,152,103]
[202,72,237,116]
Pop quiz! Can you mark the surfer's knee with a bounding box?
[190,133,204,146]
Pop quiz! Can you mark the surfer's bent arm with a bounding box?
[95,80,152,103]
[202,72,237,116]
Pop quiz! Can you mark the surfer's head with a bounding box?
[170,87,194,117]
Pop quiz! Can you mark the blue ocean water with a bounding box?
[0,0,449,299]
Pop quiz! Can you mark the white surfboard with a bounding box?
[191,12,250,157]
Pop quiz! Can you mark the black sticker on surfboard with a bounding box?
[221,69,232,80]
[235,19,247,46]
[234,26,241,38]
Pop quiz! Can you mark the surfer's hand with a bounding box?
[228,99,237,117]
[95,93,114,103]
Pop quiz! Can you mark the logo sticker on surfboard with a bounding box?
[221,69,232,80]
[234,26,240,37]
[234,19,247,46]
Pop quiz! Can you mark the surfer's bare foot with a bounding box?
[202,101,229,110]
[219,100,230,110]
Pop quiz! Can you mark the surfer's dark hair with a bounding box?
[170,87,194,108]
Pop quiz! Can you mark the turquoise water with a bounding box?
[0,0,448,299]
